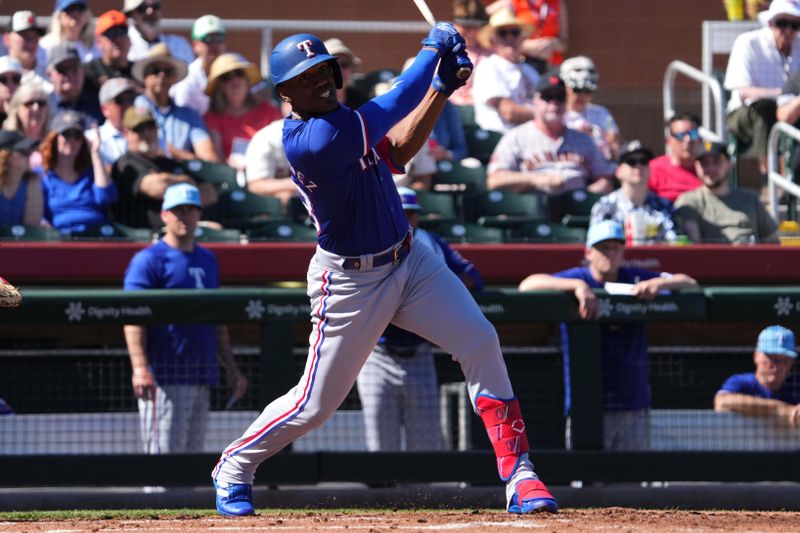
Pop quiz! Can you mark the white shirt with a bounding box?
[724,26,800,113]
[170,58,209,116]
[97,120,128,167]
[564,103,619,160]
[392,142,437,188]
[472,53,539,133]
[245,119,290,183]
[127,24,194,65]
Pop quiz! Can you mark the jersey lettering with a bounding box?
[188,267,206,288]
[296,40,317,58]
[357,148,382,173]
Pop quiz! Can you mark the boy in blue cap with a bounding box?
[519,220,698,449]
[715,325,800,427]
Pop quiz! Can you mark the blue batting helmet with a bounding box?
[269,33,343,89]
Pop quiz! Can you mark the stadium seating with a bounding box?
[246,220,318,242]
[463,190,548,229]
[549,189,603,228]
[64,223,154,242]
[425,220,503,243]
[184,159,240,192]
[455,104,476,128]
[205,189,284,228]
[415,190,458,227]
[193,226,244,243]
[506,221,587,244]
[463,125,503,164]
[0,224,62,241]
[432,159,487,193]
[351,68,400,98]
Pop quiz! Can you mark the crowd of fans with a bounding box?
[0,0,789,244]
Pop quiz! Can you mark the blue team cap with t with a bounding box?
[397,186,421,211]
[756,325,797,357]
[162,183,202,211]
[586,220,625,248]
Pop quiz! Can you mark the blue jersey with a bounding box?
[283,48,441,256]
[41,168,118,233]
[381,228,484,349]
[554,266,661,414]
[123,240,220,386]
[719,372,800,404]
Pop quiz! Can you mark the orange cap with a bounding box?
[95,10,128,37]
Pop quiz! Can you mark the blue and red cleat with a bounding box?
[214,480,255,516]
[507,479,559,514]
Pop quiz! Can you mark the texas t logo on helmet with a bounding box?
[296,39,317,58]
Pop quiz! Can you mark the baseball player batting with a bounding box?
[211,24,558,516]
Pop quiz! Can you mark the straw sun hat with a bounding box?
[205,53,262,96]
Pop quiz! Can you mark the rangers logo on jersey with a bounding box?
[296,40,317,58]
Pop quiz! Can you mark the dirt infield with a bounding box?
[2,508,800,532]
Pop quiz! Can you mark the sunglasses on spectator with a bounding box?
[0,74,22,85]
[103,26,129,40]
[60,129,84,141]
[220,70,246,82]
[135,2,161,14]
[202,34,225,45]
[572,88,594,94]
[23,99,47,109]
[540,93,566,103]
[495,28,521,39]
[774,19,800,31]
[64,4,87,17]
[144,64,175,77]
[133,122,156,134]
[114,93,136,107]
[622,156,651,167]
[56,62,81,76]
[670,128,701,141]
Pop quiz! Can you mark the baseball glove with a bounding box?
[0,276,22,308]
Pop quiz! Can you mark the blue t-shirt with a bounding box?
[719,372,800,404]
[123,240,220,386]
[0,181,27,226]
[555,266,661,414]
[41,169,118,233]
[135,95,210,154]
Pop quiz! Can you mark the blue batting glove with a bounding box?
[431,51,472,96]
[421,22,466,56]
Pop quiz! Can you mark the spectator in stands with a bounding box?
[725,0,800,176]
[747,0,773,21]
[487,74,614,195]
[0,130,42,227]
[4,81,52,175]
[472,7,539,133]
[47,43,102,123]
[204,53,280,169]
[132,43,218,162]
[715,325,800,428]
[40,110,117,234]
[560,55,619,162]
[123,182,248,454]
[510,0,569,73]
[0,56,23,125]
[518,220,698,450]
[4,11,51,88]
[674,141,779,243]
[170,15,226,117]
[112,106,216,229]
[96,77,137,170]
[244,103,297,211]
[647,113,702,203]
[450,0,491,106]
[324,38,369,110]
[590,141,677,243]
[40,0,96,63]
[85,11,134,94]
[124,0,194,65]
[356,186,484,452]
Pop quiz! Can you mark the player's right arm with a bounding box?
[714,392,800,427]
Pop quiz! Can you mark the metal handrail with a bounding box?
[663,60,725,142]
[766,121,800,219]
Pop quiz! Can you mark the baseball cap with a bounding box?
[123,105,156,130]
[756,325,797,358]
[618,140,654,163]
[397,186,421,211]
[453,0,489,27]
[535,74,567,98]
[192,15,226,42]
[50,110,86,135]
[694,140,730,160]
[47,43,81,70]
[123,0,146,13]
[0,130,39,153]
[131,43,189,83]
[55,0,87,13]
[759,0,800,25]
[560,55,599,92]
[9,11,44,35]
[324,38,362,68]
[162,183,202,211]
[99,77,137,104]
[0,56,23,76]
[95,10,128,37]
[586,220,625,248]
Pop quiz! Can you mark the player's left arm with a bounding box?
[216,325,248,400]
[631,271,698,301]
